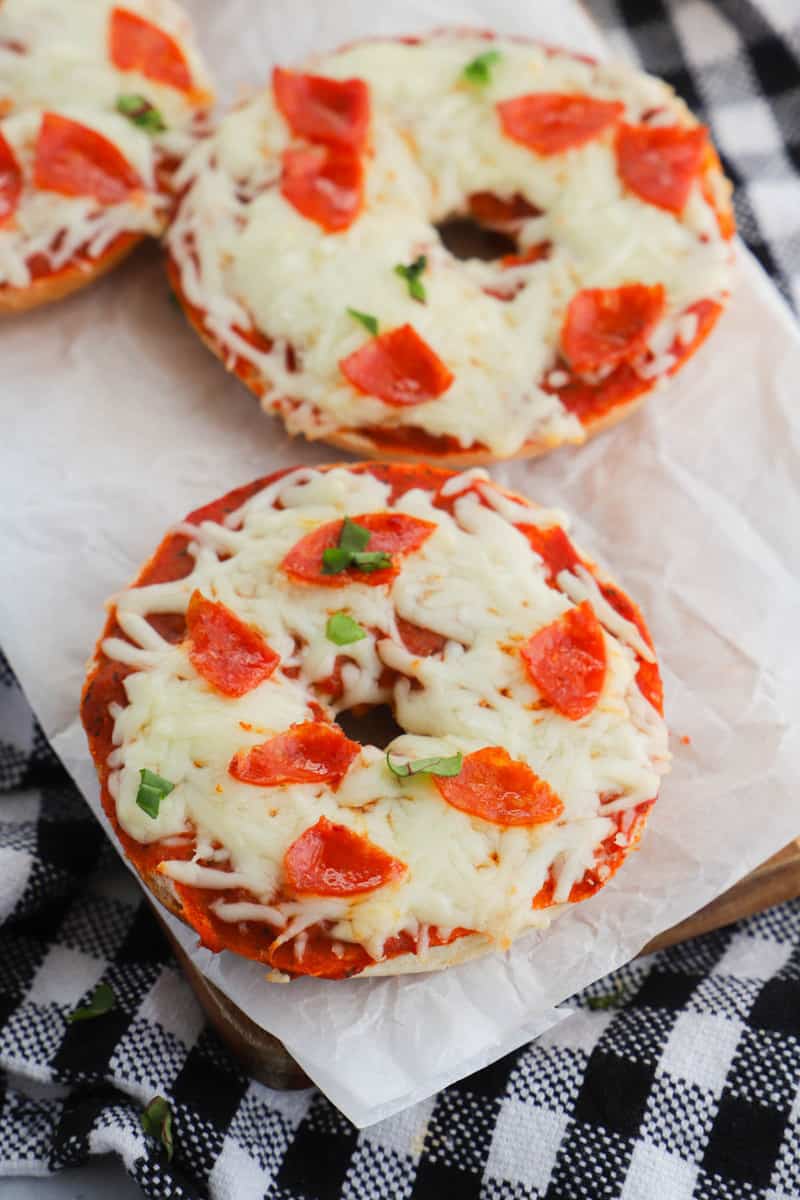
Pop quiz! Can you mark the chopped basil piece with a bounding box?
[462,49,502,86]
[136,768,174,819]
[586,982,629,1011]
[321,518,392,575]
[386,750,463,779]
[141,1096,174,1161]
[394,255,427,303]
[116,93,167,133]
[67,982,115,1023]
[326,612,367,645]
[339,516,371,554]
[347,307,379,336]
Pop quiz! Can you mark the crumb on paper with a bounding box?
[680,734,692,746]
[266,969,291,984]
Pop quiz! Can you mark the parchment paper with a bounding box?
[2,0,799,1129]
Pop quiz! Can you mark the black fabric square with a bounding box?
[631,968,702,1012]
[410,1160,483,1200]
[702,1090,788,1188]
[748,34,800,97]
[172,1031,246,1131]
[422,1087,500,1174]
[545,1121,633,1200]
[573,1050,654,1138]
[749,978,800,1036]
[114,902,172,966]
[277,1095,358,1200]
[451,1047,522,1100]
[52,1009,133,1084]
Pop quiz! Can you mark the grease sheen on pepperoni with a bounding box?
[497,93,624,156]
[616,123,708,213]
[284,816,406,896]
[0,131,21,225]
[273,68,370,152]
[109,7,194,93]
[282,511,436,588]
[280,145,363,232]
[339,324,454,406]
[229,722,360,787]
[34,112,142,204]
[521,600,606,720]
[186,591,280,697]
[561,284,666,374]
[435,747,564,827]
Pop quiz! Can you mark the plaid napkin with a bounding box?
[3,1,800,1197]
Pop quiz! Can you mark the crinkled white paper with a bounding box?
[2,0,799,1129]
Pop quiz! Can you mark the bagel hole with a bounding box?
[335,703,404,749]
[436,217,517,262]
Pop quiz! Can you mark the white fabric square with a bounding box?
[209,1136,274,1200]
[712,97,783,158]
[0,846,33,923]
[673,1,742,66]
[28,944,103,1009]
[364,1095,436,1161]
[749,177,800,240]
[713,932,794,982]
[622,1141,699,1200]
[486,1099,567,1191]
[542,1008,614,1056]
[660,1011,743,1097]
[137,965,204,1047]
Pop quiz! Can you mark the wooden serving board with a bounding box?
[157,838,800,1091]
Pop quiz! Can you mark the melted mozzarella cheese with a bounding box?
[100,466,670,962]
[0,0,213,288]
[168,34,733,456]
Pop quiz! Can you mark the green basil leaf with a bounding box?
[141,1096,174,1161]
[586,982,629,1011]
[67,982,115,1023]
[347,307,379,336]
[462,49,502,86]
[136,768,174,819]
[116,93,167,133]
[322,546,353,575]
[350,550,392,572]
[326,612,367,645]
[386,750,463,778]
[394,255,427,303]
[339,517,371,554]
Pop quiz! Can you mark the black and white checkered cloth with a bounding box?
[2,2,799,1197]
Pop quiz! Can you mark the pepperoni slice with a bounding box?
[435,747,563,827]
[0,131,21,225]
[34,112,142,204]
[282,511,435,588]
[229,722,359,787]
[518,524,583,586]
[396,616,447,657]
[497,93,624,156]
[521,600,606,720]
[545,361,649,425]
[109,7,193,93]
[340,325,454,407]
[280,145,363,232]
[273,68,370,152]
[561,284,666,375]
[468,191,542,227]
[599,583,664,715]
[186,591,279,697]
[616,122,708,213]
[284,816,406,896]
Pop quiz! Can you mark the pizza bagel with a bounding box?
[81,462,670,981]
[0,0,213,311]
[167,31,734,463]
